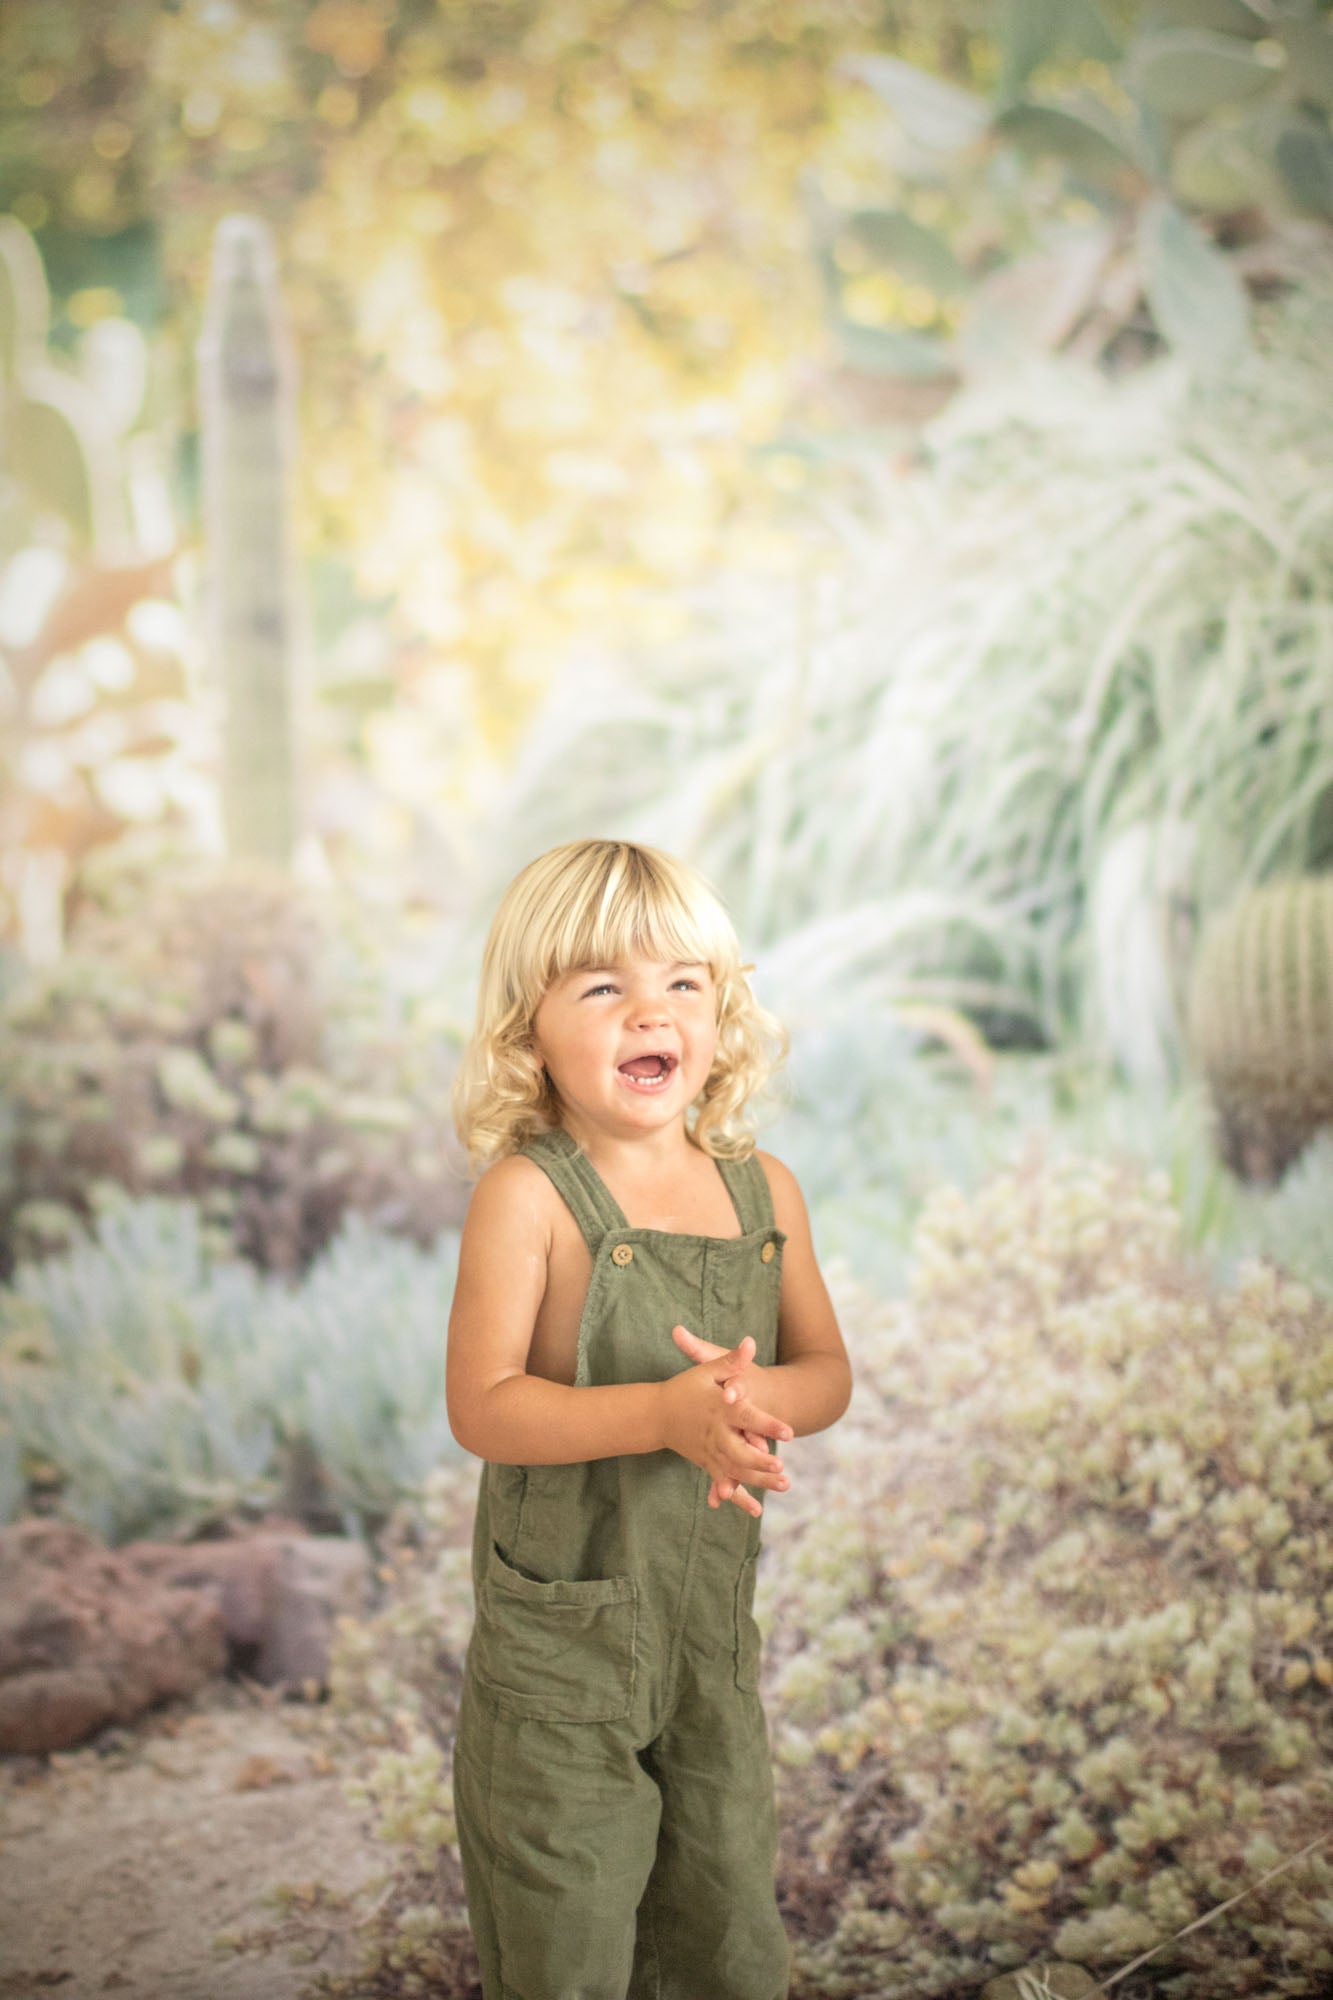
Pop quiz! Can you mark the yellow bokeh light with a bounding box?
[92,120,134,162]
[317,84,360,127]
[67,287,124,328]
[16,70,57,107]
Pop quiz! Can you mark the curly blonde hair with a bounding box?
[452,839,787,1172]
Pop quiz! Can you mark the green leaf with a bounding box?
[1137,196,1251,368]
[1275,113,1333,214]
[0,215,50,383]
[955,224,1112,373]
[843,53,990,154]
[1126,29,1281,120]
[10,377,99,545]
[993,96,1149,181]
[846,209,968,295]
[1140,0,1271,35]
[997,0,1122,102]
[833,316,956,380]
[1170,104,1286,210]
[1279,19,1333,113]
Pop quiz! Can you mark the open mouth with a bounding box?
[616,1053,679,1092]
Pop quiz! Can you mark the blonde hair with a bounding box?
[452,839,787,1172]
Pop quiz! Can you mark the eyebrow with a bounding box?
[576,960,708,975]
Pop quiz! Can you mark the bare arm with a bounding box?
[445,1157,790,1491]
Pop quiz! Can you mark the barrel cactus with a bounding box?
[1186,875,1333,1183]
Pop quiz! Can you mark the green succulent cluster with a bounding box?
[0,1192,462,1543]
[0,835,468,1275]
[1186,874,1333,1185]
[760,1149,1332,1997]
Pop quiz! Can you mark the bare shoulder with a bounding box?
[461,1151,561,1254]
[752,1148,811,1236]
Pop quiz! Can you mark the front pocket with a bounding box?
[734,1549,762,1693]
[473,1541,638,1723]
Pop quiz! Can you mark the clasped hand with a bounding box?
[657,1326,793,1519]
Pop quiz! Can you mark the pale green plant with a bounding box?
[0,1195,461,1542]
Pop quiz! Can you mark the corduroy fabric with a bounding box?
[453,1126,791,2000]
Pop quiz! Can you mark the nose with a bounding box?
[625,985,671,1028]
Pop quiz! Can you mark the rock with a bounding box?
[981,1967,1098,1999]
[0,1515,373,1755]
[0,1519,226,1755]
[123,1526,373,1688]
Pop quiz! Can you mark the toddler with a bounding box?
[447,838,851,2000]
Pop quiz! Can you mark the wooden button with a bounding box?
[612,1243,634,1266]
[761,1240,776,1263]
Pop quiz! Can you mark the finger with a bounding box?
[725,1456,789,1491]
[675,1325,731,1367]
[712,1335,755,1379]
[728,1484,762,1519]
[734,1403,794,1442]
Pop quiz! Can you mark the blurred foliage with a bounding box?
[0,1191,462,1543]
[0,0,990,753]
[3,1,1329,937]
[0,212,193,956]
[815,0,1333,394]
[0,831,469,1275]
[454,273,1333,1150]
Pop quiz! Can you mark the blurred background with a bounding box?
[2,3,1333,1994]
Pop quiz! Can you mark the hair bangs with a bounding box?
[542,846,731,993]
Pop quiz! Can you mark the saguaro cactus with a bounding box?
[197,215,303,868]
[1186,875,1333,1183]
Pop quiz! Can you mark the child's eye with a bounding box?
[672,978,701,991]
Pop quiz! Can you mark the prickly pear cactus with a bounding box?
[1186,875,1333,1183]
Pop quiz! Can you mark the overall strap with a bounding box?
[520,1127,627,1255]
[716,1148,776,1235]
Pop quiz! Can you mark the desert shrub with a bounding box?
[768,1041,1333,1308]
[0,832,469,1276]
[761,1149,1333,1998]
[0,1194,461,1542]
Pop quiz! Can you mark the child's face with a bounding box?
[532,952,718,1146]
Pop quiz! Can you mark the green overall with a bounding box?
[453,1125,791,2000]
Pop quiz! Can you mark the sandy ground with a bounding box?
[0,1676,387,2000]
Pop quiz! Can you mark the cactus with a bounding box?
[197,214,303,868]
[1186,876,1333,1183]
[0,216,128,557]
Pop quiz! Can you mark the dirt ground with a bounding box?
[0,1676,389,2000]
